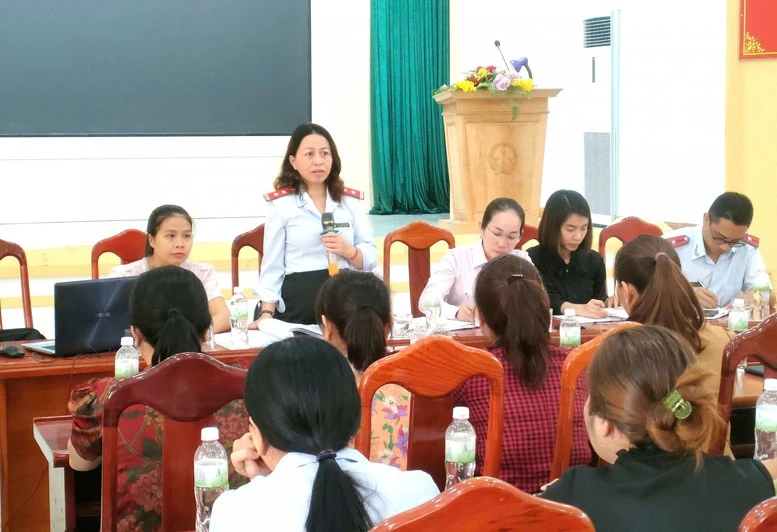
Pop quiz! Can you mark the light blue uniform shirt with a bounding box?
[257,188,377,312]
[664,225,767,307]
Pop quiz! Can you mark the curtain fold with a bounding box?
[370,0,450,214]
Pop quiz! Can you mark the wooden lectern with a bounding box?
[434,88,561,233]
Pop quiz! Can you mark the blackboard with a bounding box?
[0,0,311,136]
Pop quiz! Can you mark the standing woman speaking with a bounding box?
[253,123,377,326]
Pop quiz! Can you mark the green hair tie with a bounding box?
[662,389,692,420]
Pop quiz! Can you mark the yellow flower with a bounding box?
[512,78,533,92]
[476,67,490,80]
[455,80,476,93]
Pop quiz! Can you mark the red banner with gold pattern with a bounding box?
[741,0,777,59]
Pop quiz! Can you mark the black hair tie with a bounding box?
[167,308,181,319]
[507,273,524,285]
[316,450,337,462]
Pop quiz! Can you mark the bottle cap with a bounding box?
[233,287,242,294]
[733,298,745,306]
[764,379,777,392]
[201,427,219,441]
[452,406,470,420]
[120,336,133,346]
[564,308,576,317]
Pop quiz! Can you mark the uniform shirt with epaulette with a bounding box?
[664,225,768,307]
[256,186,377,313]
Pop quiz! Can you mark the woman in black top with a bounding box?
[527,190,607,317]
[541,326,776,532]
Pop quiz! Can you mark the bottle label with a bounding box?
[445,438,476,463]
[115,358,138,379]
[559,326,581,346]
[729,310,749,332]
[194,461,229,488]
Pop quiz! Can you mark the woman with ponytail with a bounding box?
[614,234,734,393]
[452,254,591,493]
[313,270,410,469]
[210,337,438,531]
[541,325,776,531]
[67,267,246,530]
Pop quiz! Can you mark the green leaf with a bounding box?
[382,423,393,434]
[141,438,163,461]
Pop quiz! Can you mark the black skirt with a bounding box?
[256,269,331,325]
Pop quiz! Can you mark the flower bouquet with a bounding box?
[435,64,533,119]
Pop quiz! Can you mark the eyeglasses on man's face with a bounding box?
[708,223,746,248]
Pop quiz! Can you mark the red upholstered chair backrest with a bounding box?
[0,238,34,329]
[550,322,642,479]
[355,336,503,490]
[516,224,539,250]
[713,314,777,455]
[382,221,455,318]
[597,216,663,261]
[231,224,265,289]
[90,229,147,279]
[100,352,247,532]
[371,477,595,531]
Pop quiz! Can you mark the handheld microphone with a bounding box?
[321,212,340,276]
[494,40,511,71]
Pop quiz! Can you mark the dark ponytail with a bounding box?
[244,337,371,531]
[315,271,391,373]
[475,254,551,386]
[130,266,211,365]
[614,235,704,352]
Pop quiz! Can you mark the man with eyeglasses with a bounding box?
[664,192,772,309]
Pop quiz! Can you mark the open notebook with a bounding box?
[214,318,322,349]
[553,307,629,325]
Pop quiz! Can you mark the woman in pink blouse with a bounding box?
[452,254,591,493]
[108,204,230,332]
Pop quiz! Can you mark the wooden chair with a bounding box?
[0,238,34,329]
[371,476,595,532]
[100,352,246,531]
[516,224,539,250]
[231,224,265,289]
[739,496,777,531]
[713,313,777,455]
[597,216,663,261]
[550,322,642,479]
[90,229,147,279]
[355,336,503,489]
[383,221,455,317]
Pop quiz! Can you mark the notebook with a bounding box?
[23,277,137,356]
[214,319,323,350]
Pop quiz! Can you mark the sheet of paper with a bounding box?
[214,330,277,350]
[554,307,629,324]
[410,317,477,331]
[704,308,730,319]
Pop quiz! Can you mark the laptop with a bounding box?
[23,277,137,357]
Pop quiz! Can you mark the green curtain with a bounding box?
[370,0,450,214]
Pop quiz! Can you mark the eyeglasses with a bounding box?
[485,226,521,243]
[711,236,745,248]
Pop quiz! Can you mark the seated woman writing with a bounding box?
[314,270,409,469]
[452,254,591,494]
[108,204,230,332]
[419,197,531,321]
[68,266,247,530]
[210,337,439,531]
[528,190,608,318]
[541,325,776,532]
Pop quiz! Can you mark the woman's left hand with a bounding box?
[320,232,355,258]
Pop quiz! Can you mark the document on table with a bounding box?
[214,319,324,350]
[410,317,477,331]
[554,307,629,324]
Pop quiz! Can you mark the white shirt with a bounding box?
[210,447,439,531]
[664,225,768,307]
[257,189,377,313]
[107,258,223,301]
[418,240,533,319]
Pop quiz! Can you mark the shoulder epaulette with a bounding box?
[263,187,294,201]
[343,187,364,200]
[666,235,691,248]
[743,233,760,248]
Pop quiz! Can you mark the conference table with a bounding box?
[11,319,765,531]
[0,342,258,532]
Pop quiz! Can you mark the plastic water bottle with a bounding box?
[728,298,750,333]
[194,427,229,532]
[559,308,581,347]
[424,287,442,329]
[755,379,777,460]
[114,336,139,379]
[445,406,476,489]
[754,267,771,321]
[228,288,249,346]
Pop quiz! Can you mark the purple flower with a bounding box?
[396,425,409,455]
[493,73,511,91]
